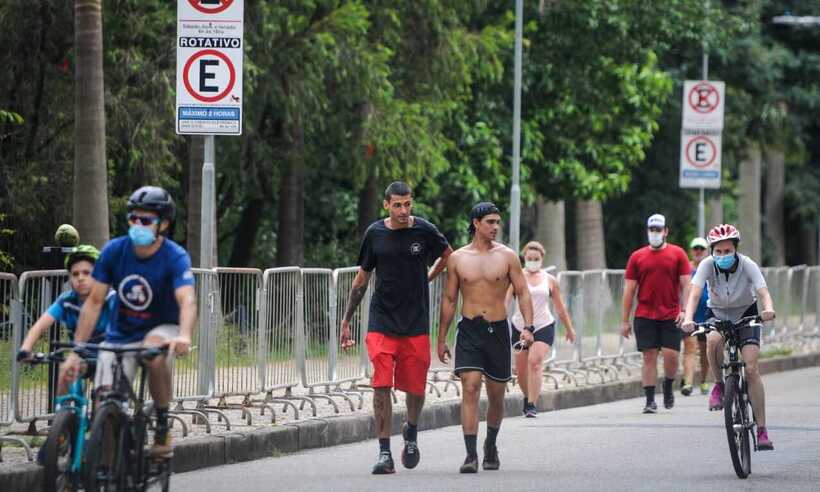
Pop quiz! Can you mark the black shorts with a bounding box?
[634,317,682,352]
[705,305,762,348]
[510,323,555,349]
[454,316,512,382]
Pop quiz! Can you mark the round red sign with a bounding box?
[187,0,234,15]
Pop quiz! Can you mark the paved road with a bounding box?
[174,367,820,491]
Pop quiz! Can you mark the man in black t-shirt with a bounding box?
[340,181,452,475]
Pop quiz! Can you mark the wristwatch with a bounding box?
[524,325,535,333]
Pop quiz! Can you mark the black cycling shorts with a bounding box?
[454,316,512,382]
[510,323,555,349]
[705,304,762,348]
[634,317,682,352]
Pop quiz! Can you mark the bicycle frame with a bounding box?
[96,347,167,490]
[721,328,746,381]
[54,376,90,474]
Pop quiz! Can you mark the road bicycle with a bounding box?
[83,343,171,491]
[691,315,763,479]
[24,343,94,491]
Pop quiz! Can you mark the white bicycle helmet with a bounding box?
[707,224,740,246]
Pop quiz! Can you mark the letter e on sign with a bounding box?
[182,49,236,103]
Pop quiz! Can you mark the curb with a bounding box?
[3,352,818,489]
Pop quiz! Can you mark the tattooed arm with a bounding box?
[340,268,372,349]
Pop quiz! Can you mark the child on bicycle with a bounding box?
[681,224,775,450]
[17,244,116,394]
[65,186,197,459]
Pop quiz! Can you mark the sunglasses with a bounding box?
[692,247,706,252]
[647,226,664,233]
[127,213,159,226]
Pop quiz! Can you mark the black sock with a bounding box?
[464,434,477,458]
[405,422,418,442]
[663,378,674,395]
[155,406,169,429]
[523,397,529,408]
[644,386,655,404]
[485,426,500,448]
[379,438,390,453]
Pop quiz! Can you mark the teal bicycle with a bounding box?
[23,342,95,491]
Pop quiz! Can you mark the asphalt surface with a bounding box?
[174,367,820,492]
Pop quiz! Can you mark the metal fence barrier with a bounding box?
[14,270,69,429]
[1,273,19,426]
[6,263,820,433]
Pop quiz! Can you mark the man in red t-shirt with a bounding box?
[622,214,691,414]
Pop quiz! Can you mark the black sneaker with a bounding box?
[401,423,420,469]
[643,401,658,414]
[482,443,500,471]
[524,403,537,418]
[372,451,395,475]
[664,391,675,409]
[459,454,479,473]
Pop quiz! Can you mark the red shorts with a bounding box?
[366,332,431,395]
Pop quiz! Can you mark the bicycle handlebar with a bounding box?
[22,342,169,364]
[690,315,763,338]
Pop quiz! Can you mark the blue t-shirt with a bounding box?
[93,236,195,343]
[46,290,115,348]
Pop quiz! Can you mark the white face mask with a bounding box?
[525,260,542,272]
[648,231,664,248]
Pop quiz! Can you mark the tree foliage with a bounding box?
[0,0,817,270]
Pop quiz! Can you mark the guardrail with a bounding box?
[3,264,818,434]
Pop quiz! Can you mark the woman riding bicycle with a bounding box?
[681,224,775,450]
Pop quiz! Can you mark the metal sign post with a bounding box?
[699,50,708,237]
[201,135,215,268]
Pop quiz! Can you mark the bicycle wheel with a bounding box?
[42,410,78,492]
[142,458,171,492]
[724,375,751,478]
[84,402,124,491]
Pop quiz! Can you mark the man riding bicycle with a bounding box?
[66,186,197,458]
[682,224,775,450]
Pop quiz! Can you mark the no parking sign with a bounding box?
[176,0,244,135]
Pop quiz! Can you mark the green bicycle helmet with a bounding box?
[65,244,100,270]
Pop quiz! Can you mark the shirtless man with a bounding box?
[437,202,535,473]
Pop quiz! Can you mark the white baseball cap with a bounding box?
[647,214,666,228]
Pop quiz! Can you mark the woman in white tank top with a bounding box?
[506,241,576,417]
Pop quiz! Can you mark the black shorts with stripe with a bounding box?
[454,316,511,382]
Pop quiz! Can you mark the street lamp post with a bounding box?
[509,0,523,254]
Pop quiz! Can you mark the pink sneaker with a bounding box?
[757,427,774,451]
[709,382,724,411]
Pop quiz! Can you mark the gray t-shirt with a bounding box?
[690,253,767,322]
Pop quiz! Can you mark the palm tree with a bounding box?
[73,0,109,247]
[737,144,762,263]
[764,146,786,266]
[534,196,567,271]
[575,200,606,270]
